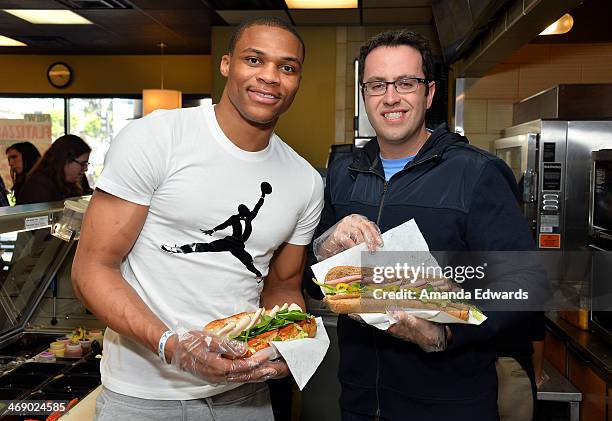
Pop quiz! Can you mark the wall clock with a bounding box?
[47,62,72,89]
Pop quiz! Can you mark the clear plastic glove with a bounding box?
[252,346,290,381]
[386,311,448,352]
[170,330,288,383]
[313,214,383,261]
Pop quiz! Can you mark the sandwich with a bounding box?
[204,303,317,356]
[315,265,478,321]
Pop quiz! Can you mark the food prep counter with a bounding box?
[0,199,104,421]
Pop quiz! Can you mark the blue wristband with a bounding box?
[158,330,175,364]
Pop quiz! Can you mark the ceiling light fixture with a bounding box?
[3,9,92,24]
[539,13,574,36]
[285,0,357,9]
[0,35,26,46]
[142,42,182,116]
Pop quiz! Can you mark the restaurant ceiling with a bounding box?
[0,0,434,55]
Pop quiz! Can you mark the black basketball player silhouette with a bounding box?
[161,182,272,277]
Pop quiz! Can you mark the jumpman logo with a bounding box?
[161,182,272,277]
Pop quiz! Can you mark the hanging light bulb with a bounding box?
[142,42,182,115]
[539,13,574,36]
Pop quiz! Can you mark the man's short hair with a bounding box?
[358,29,434,85]
[228,16,306,62]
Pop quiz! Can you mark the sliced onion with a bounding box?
[245,308,263,331]
[288,303,303,312]
[217,321,236,336]
[268,305,280,318]
[229,315,251,337]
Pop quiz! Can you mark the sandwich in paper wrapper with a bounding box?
[310,220,486,330]
[203,302,329,390]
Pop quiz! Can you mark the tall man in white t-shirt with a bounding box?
[72,17,324,421]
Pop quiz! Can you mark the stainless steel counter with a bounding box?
[538,360,581,421]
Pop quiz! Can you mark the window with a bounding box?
[0,97,64,193]
[0,97,65,140]
[68,98,140,186]
[0,95,211,192]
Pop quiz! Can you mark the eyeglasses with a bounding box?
[71,158,90,169]
[362,77,429,96]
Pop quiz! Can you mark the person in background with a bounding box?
[6,141,41,203]
[17,134,91,205]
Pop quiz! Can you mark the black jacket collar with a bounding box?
[349,123,469,176]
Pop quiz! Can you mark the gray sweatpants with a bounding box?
[94,383,274,421]
[497,357,534,421]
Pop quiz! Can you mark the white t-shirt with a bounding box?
[95,104,324,400]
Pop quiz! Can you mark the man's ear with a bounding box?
[220,54,231,77]
[426,81,436,110]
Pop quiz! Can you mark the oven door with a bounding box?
[493,133,539,234]
[588,243,612,344]
[589,149,612,237]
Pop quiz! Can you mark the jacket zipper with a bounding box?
[348,153,440,420]
[376,181,388,226]
[369,154,439,227]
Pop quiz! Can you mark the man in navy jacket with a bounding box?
[311,30,548,420]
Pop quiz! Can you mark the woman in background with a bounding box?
[17,134,92,205]
[6,141,41,203]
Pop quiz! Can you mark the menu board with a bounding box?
[0,118,52,192]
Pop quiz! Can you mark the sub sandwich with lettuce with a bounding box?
[314,266,483,322]
[204,303,317,356]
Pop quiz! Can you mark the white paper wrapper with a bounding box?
[311,219,486,326]
[267,317,329,390]
[311,220,431,279]
[355,308,484,329]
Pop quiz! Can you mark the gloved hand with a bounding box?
[170,330,287,383]
[386,311,449,352]
[313,214,383,261]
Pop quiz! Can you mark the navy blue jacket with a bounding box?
[312,125,548,420]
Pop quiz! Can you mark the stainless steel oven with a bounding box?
[495,120,612,315]
[493,131,538,236]
[493,85,612,328]
[494,120,612,251]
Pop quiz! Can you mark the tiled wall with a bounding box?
[463,43,612,151]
